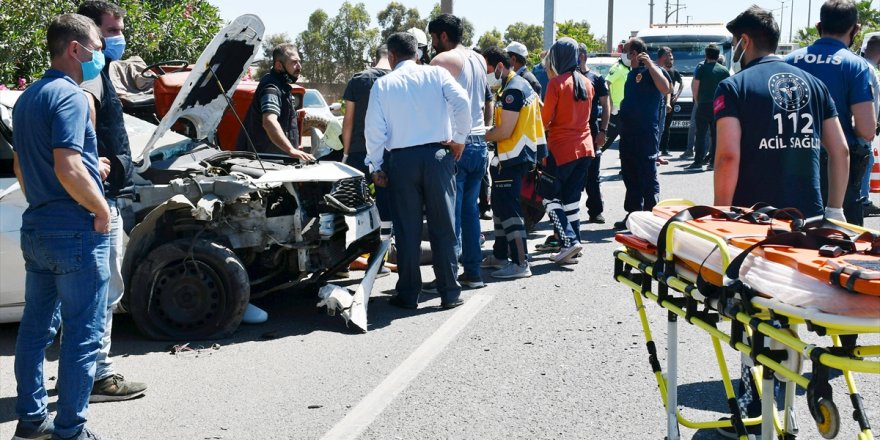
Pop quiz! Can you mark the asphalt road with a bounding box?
[1,148,879,440]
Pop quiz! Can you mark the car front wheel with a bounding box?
[129,239,249,340]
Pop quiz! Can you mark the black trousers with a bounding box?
[693,103,717,164]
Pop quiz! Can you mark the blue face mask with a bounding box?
[77,42,105,82]
[103,34,126,61]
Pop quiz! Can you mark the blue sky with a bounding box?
[209,0,870,49]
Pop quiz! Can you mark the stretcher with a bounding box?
[612,200,880,440]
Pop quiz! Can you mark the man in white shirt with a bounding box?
[365,32,471,310]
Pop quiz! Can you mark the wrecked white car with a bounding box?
[0,15,385,340]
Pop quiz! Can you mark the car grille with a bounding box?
[672,100,694,116]
[324,177,374,214]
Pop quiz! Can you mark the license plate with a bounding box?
[670,120,690,129]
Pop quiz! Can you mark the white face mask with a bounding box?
[486,71,502,91]
[731,38,745,74]
[620,53,631,68]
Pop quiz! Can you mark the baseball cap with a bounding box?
[406,27,428,47]
[505,41,529,60]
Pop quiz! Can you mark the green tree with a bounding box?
[377,2,425,43]
[0,0,222,86]
[476,28,504,51]
[504,22,543,53]
[328,2,378,82]
[556,20,602,52]
[426,4,474,46]
[255,33,293,79]
[793,27,819,48]
[296,9,336,83]
[791,1,879,52]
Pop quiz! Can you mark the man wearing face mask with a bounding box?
[613,38,671,231]
[481,47,546,278]
[11,14,112,440]
[505,41,542,96]
[405,27,431,65]
[237,43,315,161]
[713,8,849,435]
[786,0,877,226]
[76,0,147,405]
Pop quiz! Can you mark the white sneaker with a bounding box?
[554,245,583,264]
[481,254,508,269]
[491,262,532,279]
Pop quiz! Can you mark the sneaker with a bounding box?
[715,416,760,439]
[72,427,110,440]
[535,236,561,252]
[481,254,508,269]
[12,417,54,440]
[557,256,579,266]
[458,273,485,289]
[679,151,694,159]
[376,266,391,278]
[706,163,714,171]
[613,219,628,230]
[422,280,438,294]
[89,374,147,403]
[554,244,583,264]
[660,150,670,156]
[684,162,704,170]
[864,202,880,217]
[588,214,605,224]
[656,157,669,165]
[492,262,532,279]
[479,211,492,220]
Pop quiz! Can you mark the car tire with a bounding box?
[129,239,250,340]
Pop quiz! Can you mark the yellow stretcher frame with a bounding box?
[613,210,880,440]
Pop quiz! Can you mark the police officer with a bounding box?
[614,38,671,230]
[482,47,546,278]
[786,0,877,225]
[713,7,849,436]
[238,43,314,161]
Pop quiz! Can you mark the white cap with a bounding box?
[406,28,428,47]
[505,41,529,60]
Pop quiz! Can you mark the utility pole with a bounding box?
[807,0,812,28]
[676,0,681,24]
[789,0,794,42]
[777,0,786,42]
[665,0,670,23]
[649,0,655,26]
[441,0,452,14]
[544,0,556,50]
[607,0,614,52]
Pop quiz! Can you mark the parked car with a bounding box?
[0,15,383,339]
[585,53,619,77]
[303,88,341,121]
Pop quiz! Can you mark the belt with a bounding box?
[389,142,445,154]
[466,134,486,144]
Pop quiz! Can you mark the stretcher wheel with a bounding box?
[814,398,840,439]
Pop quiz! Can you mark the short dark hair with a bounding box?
[704,43,720,60]
[47,13,100,59]
[508,51,526,65]
[272,43,298,63]
[375,44,388,60]
[483,46,511,69]
[628,37,647,54]
[578,43,589,56]
[868,35,880,50]
[428,14,463,45]
[726,5,780,53]
[819,0,859,35]
[657,46,672,59]
[387,32,417,60]
[76,0,125,27]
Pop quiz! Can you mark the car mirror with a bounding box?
[329,102,341,112]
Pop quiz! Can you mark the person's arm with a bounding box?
[639,53,670,95]
[54,148,111,232]
[821,116,850,209]
[83,91,112,181]
[439,68,471,160]
[597,94,610,148]
[713,116,741,205]
[541,78,559,131]
[342,100,355,161]
[674,76,684,101]
[852,101,877,142]
[364,84,388,183]
[485,109,518,142]
[12,152,25,197]
[691,78,700,102]
[261,113,314,161]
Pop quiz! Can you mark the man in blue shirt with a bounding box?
[365,32,471,310]
[11,13,113,440]
[614,37,671,230]
[786,0,877,225]
[713,6,849,437]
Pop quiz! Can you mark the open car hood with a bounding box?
[136,14,264,171]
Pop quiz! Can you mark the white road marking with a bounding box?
[319,294,494,440]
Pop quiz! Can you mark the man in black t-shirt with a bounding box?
[659,48,683,155]
[687,43,730,170]
[579,44,610,223]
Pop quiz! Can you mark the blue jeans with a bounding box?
[95,200,124,381]
[538,155,591,248]
[16,229,111,438]
[862,147,874,202]
[386,144,461,305]
[454,138,488,277]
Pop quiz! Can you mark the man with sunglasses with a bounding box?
[12,13,113,440]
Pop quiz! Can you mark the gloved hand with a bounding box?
[824,207,846,222]
[341,154,349,164]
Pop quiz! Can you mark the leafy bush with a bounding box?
[0,0,222,87]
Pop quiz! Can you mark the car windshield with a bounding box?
[303,90,327,109]
[641,35,732,76]
[586,60,615,76]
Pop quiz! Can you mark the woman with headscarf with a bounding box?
[538,37,594,264]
